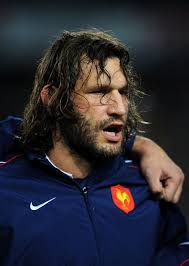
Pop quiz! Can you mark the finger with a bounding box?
[145,169,163,194]
[172,171,185,203]
[162,167,185,202]
[172,183,183,203]
[162,179,179,202]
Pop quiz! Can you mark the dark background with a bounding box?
[0,0,188,225]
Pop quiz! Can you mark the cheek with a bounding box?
[87,106,107,128]
[71,94,90,113]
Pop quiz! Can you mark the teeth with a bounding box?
[104,131,116,136]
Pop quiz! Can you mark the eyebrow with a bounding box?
[86,84,128,91]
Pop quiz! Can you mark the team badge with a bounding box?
[111,185,135,214]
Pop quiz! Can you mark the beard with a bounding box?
[58,112,127,162]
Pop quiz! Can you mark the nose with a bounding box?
[106,90,128,116]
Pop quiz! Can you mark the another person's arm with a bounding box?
[132,136,184,203]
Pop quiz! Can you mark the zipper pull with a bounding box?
[82,186,88,195]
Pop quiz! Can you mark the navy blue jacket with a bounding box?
[0,117,189,266]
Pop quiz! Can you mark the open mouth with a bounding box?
[103,124,123,135]
[102,123,123,142]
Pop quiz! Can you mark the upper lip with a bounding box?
[103,122,124,132]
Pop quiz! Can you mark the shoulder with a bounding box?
[0,116,23,160]
[0,116,22,136]
[119,155,148,186]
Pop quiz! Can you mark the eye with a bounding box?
[90,89,109,94]
[91,91,103,94]
[119,90,128,96]
[119,89,128,96]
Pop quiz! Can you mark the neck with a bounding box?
[47,139,93,179]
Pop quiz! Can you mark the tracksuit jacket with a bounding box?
[0,116,189,266]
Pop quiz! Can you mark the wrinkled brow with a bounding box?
[86,84,129,92]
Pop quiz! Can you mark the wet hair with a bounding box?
[20,29,143,154]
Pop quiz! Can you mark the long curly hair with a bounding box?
[20,29,144,154]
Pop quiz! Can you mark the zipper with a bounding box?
[38,157,101,264]
[81,185,101,266]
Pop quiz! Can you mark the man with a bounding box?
[0,115,184,203]
[0,30,188,266]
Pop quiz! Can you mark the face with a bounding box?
[59,57,129,161]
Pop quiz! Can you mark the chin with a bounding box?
[96,143,123,158]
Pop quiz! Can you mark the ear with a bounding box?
[40,84,50,106]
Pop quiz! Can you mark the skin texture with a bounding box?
[42,57,185,201]
[47,57,129,178]
[133,136,185,203]
[63,58,128,158]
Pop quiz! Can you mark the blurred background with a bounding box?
[0,0,188,225]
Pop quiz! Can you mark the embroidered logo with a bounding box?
[111,185,135,214]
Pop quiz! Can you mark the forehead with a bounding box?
[75,57,127,91]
